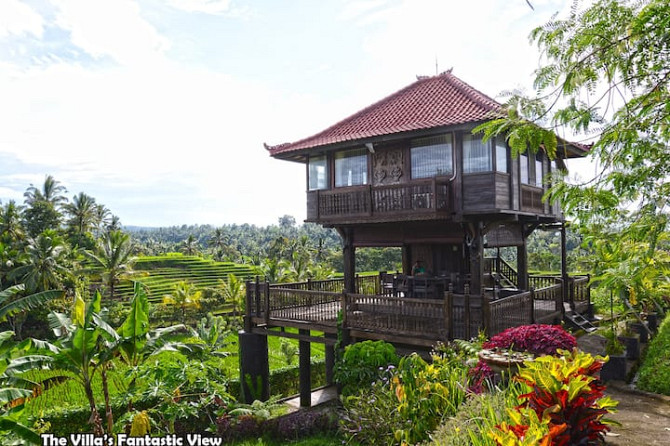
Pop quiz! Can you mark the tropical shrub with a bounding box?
[391,353,469,445]
[490,349,618,445]
[483,325,576,356]
[637,311,670,395]
[340,376,404,446]
[429,382,527,446]
[334,340,398,396]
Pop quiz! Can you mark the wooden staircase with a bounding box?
[564,309,597,333]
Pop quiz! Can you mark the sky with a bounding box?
[0,0,593,227]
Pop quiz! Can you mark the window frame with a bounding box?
[410,134,454,179]
[308,154,329,191]
[462,133,493,174]
[334,148,369,188]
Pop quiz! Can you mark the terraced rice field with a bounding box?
[114,254,259,304]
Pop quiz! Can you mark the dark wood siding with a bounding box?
[463,173,496,210]
[495,172,510,209]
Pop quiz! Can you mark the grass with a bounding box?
[114,253,259,302]
[636,311,670,395]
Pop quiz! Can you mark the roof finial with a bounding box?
[435,56,438,76]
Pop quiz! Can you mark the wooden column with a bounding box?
[239,331,269,403]
[517,238,529,291]
[469,225,484,294]
[560,222,569,313]
[299,329,311,407]
[325,333,336,386]
[342,228,356,293]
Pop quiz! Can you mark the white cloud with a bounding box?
[167,0,233,15]
[0,0,44,38]
[53,0,169,67]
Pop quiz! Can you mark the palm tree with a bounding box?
[9,230,70,293]
[181,234,200,256]
[0,200,25,244]
[22,176,67,237]
[162,281,202,323]
[23,175,67,207]
[63,192,98,246]
[85,230,136,300]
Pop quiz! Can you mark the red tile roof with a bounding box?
[266,70,503,156]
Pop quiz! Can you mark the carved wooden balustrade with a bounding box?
[306,179,451,222]
[245,275,586,345]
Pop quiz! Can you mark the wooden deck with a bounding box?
[245,275,590,347]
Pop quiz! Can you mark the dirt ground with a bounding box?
[576,333,670,445]
[604,382,670,445]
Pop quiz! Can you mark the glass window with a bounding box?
[463,134,492,173]
[308,155,328,190]
[411,134,453,178]
[335,148,368,187]
[535,157,543,187]
[495,139,507,173]
[520,154,530,184]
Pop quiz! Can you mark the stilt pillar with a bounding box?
[325,334,336,386]
[517,238,529,291]
[342,228,356,293]
[238,330,269,403]
[299,329,311,407]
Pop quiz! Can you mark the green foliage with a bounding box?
[492,349,618,445]
[334,340,399,396]
[278,339,298,366]
[161,280,202,324]
[391,354,469,444]
[340,379,403,446]
[429,382,527,446]
[637,312,670,395]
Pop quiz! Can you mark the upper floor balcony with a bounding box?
[306,178,451,224]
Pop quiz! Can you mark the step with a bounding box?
[565,311,597,333]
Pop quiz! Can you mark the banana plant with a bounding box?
[0,330,53,445]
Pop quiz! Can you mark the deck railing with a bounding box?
[529,275,560,290]
[487,291,534,335]
[307,179,450,221]
[345,294,448,341]
[246,273,589,343]
[532,282,563,323]
[570,275,590,313]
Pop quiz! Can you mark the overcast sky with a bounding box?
[0,0,591,227]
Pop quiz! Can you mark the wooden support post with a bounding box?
[239,331,269,403]
[255,276,261,316]
[264,281,271,326]
[530,288,536,323]
[560,222,568,314]
[482,293,491,337]
[469,226,484,294]
[342,228,356,294]
[341,292,351,346]
[299,329,311,408]
[464,284,471,340]
[517,240,529,291]
[325,333,336,386]
[445,284,453,340]
[244,281,253,332]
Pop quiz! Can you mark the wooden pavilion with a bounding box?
[240,71,591,405]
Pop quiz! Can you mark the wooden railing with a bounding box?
[246,274,589,343]
[529,275,560,290]
[265,275,379,294]
[307,179,450,221]
[487,291,534,335]
[532,283,563,323]
[345,294,448,341]
[570,275,590,312]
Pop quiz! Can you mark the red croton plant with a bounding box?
[483,324,577,356]
[490,349,618,445]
